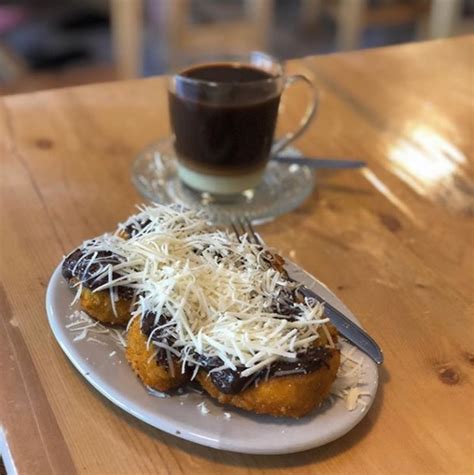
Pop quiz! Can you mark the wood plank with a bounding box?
[0,37,473,474]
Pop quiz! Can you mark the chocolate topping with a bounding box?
[62,247,134,299]
[141,308,334,394]
[122,218,152,239]
[141,311,177,367]
[198,346,334,394]
[140,301,334,394]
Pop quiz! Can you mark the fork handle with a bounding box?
[298,287,384,365]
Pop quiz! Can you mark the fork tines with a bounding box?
[231,217,262,246]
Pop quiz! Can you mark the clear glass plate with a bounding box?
[132,137,315,224]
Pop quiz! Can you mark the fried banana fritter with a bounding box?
[197,348,340,418]
[126,318,189,392]
[79,287,132,326]
[197,324,340,418]
[62,248,134,325]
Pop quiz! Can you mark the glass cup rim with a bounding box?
[170,51,284,88]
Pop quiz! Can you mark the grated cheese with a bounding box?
[67,310,126,349]
[197,401,210,415]
[146,386,168,398]
[330,345,370,410]
[67,204,370,412]
[72,204,330,380]
[86,337,107,345]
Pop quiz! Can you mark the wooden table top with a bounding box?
[1,36,473,475]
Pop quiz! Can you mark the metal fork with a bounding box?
[231,217,384,365]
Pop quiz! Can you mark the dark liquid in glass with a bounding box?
[169,63,280,176]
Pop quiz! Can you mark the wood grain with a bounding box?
[1,36,473,474]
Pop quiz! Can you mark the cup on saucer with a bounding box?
[167,52,318,198]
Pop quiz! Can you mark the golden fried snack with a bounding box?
[62,248,134,326]
[64,205,343,416]
[117,229,130,240]
[79,287,132,325]
[197,348,340,418]
[126,318,189,392]
[317,322,338,347]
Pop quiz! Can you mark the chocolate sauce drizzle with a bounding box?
[140,311,332,395]
[196,346,332,394]
[122,218,152,238]
[140,311,176,366]
[62,247,134,299]
[64,219,333,395]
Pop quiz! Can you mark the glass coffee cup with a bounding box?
[168,52,317,196]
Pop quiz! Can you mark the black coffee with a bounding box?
[169,63,280,176]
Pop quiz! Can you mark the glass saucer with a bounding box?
[132,137,315,225]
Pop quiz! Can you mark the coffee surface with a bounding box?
[169,63,280,176]
[181,63,271,83]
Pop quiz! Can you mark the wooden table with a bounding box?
[1,36,473,474]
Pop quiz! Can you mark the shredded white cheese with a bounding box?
[146,386,169,398]
[197,401,210,415]
[75,204,329,379]
[330,346,370,410]
[67,310,126,348]
[67,204,370,412]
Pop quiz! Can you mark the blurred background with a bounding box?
[0,0,472,95]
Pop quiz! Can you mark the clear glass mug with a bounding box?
[168,52,318,195]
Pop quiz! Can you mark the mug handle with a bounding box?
[271,74,318,155]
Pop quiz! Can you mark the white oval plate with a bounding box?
[46,262,378,454]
